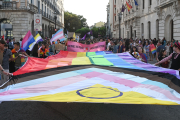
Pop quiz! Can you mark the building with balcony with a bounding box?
[110,0,180,41]
[106,3,111,38]
[0,0,64,41]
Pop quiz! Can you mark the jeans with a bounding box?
[0,69,9,86]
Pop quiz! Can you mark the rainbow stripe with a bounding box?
[151,48,156,54]
[13,51,178,78]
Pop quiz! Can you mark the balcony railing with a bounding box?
[123,10,140,21]
[0,1,17,9]
[29,4,38,13]
[0,1,63,27]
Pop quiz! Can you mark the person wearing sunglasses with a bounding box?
[155,42,180,71]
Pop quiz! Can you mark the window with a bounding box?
[38,1,40,13]
[115,0,116,4]
[156,19,159,39]
[149,0,152,6]
[141,23,144,39]
[31,0,33,4]
[45,6,46,14]
[42,4,43,12]
[115,16,116,21]
[142,0,145,9]
[115,8,116,13]
[148,21,151,39]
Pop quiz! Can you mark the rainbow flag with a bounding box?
[126,1,132,11]
[151,46,156,54]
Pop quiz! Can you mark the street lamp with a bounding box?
[54,11,57,32]
[118,12,122,40]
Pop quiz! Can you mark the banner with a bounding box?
[67,41,106,52]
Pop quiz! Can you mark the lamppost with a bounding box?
[118,12,122,40]
[54,11,57,33]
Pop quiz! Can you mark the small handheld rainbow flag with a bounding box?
[151,46,156,54]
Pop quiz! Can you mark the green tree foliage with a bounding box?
[99,26,106,37]
[64,11,88,33]
[91,27,99,38]
[76,27,90,38]
[75,26,107,38]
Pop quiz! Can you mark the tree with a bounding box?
[76,27,90,38]
[91,27,99,38]
[64,11,88,33]
[99,26,106,38]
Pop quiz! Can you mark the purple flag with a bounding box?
[81,34,86,40]
[90,30,93,35]
[86,30,93,36]
[121,4,126,12]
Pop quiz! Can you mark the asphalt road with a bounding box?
[1,102,180,120]
[0,58,179,120]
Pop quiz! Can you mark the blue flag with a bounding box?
[134,0,138,6]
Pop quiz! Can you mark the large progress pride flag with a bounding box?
[1,51,180,105]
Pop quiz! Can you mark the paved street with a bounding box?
[1,101,180,120]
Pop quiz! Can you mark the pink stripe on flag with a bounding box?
[21,30,31,48]
[81,72,104,78]
[0,89,27,97]
[50,31,63,42]
[22,75,87,93]
[81,72,141,88]
[99,74,141,88]
[136,84,180,101]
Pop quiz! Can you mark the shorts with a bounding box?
[149,51,153,56]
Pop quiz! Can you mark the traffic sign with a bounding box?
[34,14,42,31]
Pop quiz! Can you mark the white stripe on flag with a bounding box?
[51,33,63,42]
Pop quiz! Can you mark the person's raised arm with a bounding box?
[155,53,173,66]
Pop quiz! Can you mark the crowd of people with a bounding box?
[106,37,180,70]
[0,36,180,86]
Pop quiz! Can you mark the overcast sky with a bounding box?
[64,0,109,26]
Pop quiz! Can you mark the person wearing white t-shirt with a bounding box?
[107,39,111,50]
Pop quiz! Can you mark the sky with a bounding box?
[64,0,109,26]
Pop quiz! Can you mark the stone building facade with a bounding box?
[0,0,64,41]
[109,0,180,41]
[106,3,111,38]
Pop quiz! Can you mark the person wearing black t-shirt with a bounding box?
[158,49,170,68]
[155,42,180,71]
